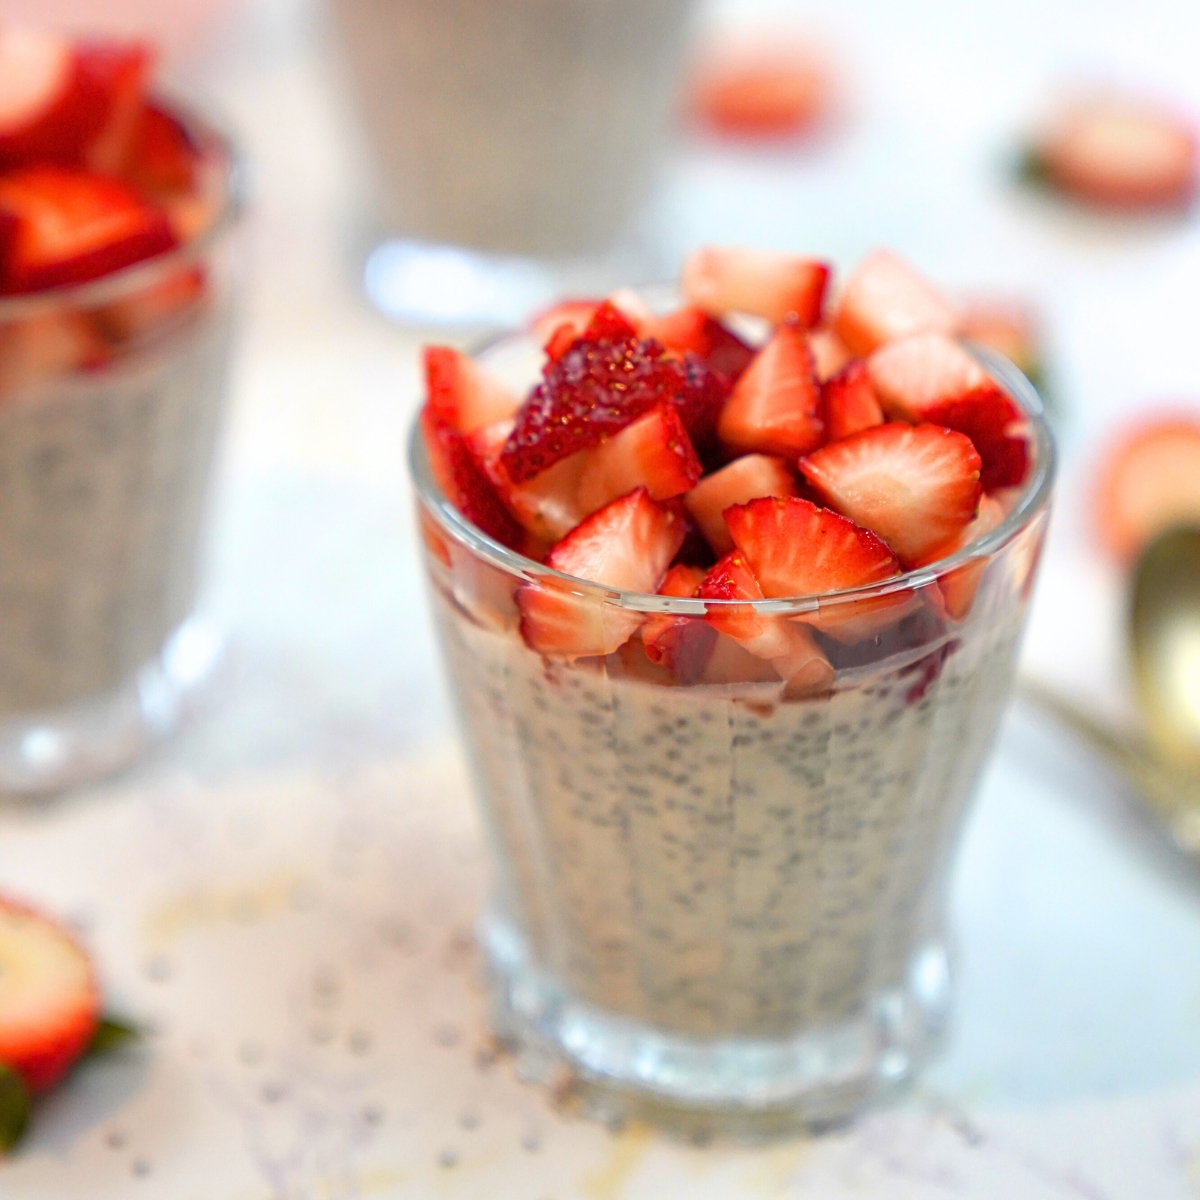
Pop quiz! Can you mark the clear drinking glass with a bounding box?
[410,343,1055,1128]
[0,113,245,795]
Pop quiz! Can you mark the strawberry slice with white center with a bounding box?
[923,388,1030,491]
[421,408,525,550]
[1033,95,1197,213]
[808,325,852,381]
[650,305,757,382]
[799,423,982,565]
[832,249,959,357]
[918,493,1007,621]
[699,550,833,692]
[867,331,995,420]
[682,245,829,327]
[0,897,100,1094]
[517,488,686,658]
[424,345,520,434]
[0,30,73,163]
[576,404,702,516]
[0,166,177,294]
[723,495,912,641]
[821,359,883,443]
[641,563,717,683]
[684,453,796,556]
[717,322,823,458]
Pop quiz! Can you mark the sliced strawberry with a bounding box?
[0,896,100,1094]
[424,345,520,434]
[118,101,199,197]
[799,423,982,564]
[420,408,525,549]
[0,30,75,165]
[684,453,796,556]
[867,331,995,420]
[682,245,829,327]
[717,322,823,458]
[1033,94,1197,213]
[832,249,959,357]
[576,404,702,516]
[0,166,177,294]
[923,387,1030,490]
[531,298,599,348]
[699,550,833,691]
[501,325,684,482]
[94,264,207,346]
[641,563,716,683]
[517,488,686,658]
[919,493,1007,621]
[808,325,852,381]
[651,306,756,382]
[822,359,883,443]
[1094,417,1200,563]
[78,42,154,175]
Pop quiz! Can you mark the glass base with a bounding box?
[0,616,226,797]
[483,914,952,1135]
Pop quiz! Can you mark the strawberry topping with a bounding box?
[425,345,520,435]
[651,305,757,382]
[919,493,1007,621]
[683,245,829,327]
[641,563,716,683]
[867,331,995,420]
[923,387,1030,490]
[821,358,883,443]
[684,453,796,556]
[119,102,199,197]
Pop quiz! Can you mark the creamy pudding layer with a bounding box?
[433,585,1024,1040]
[0,303,233,715]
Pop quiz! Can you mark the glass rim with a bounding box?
[0,97,247,319]
[409,338,1057,617]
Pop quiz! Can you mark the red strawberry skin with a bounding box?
[821,359,883,443]
[119,101,199,196]
[799,423,982,564]
[923,387,1030,491]
[642,563,716,683]
[0,166,177,293]
[517,488,686,657]
[867,331,994,421]
[424,345,518,434]
[717,323,823,458]
[651,306,756,382]
[919,493,1007,621]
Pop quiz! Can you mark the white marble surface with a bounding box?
[4,0,1200,1193]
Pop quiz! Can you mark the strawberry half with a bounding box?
[699,550,833,691]
[682,245,829,327]
[717,322,823,458]
[832,249,959,357]
[0,896,100,1094]
[641,563,716,683]
[799,423,982,564]
[517,488,686,658]
[650,305,756,382]
[420,408,525,550]
[919,493,1007,621]
[821,359,883,443]
[576,404,702,516]
[425,345,520,434]
[684,452,796,556]
[867,331,995,420]
[0,166,177,293]
[923,387,1030,490]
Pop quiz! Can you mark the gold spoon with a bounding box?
[1018,525,1200,856]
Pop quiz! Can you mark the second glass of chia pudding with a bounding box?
[0,30,246,793]
[410,246,1055,1127]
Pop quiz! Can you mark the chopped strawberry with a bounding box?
[420,408,525,550]
[641,563,716,683]
[674,351,733,464]
[821,359,883,443]
[919,493,1007,621]
[580,298,640,344]
[699,550,833,691]
[0,166,177,293]
[95,264,207,346]
[0,896,100,1094]
[717,322,823,458]
[1032,94,1197,213]
[576,404,702,515]
[832,249,959,357]
[923,387,1030,490]
[501,325,684,482]
[0,311,109,397]
[799,423,982,564]
[867,331,995,421]
[118,102,199,197]
[517,488,686,658]
[682,245,829,327]
[1094,417,1200,563]
[78,42,154,175]
[651,306,756,382]
[531,298,599,348]
[808,325,852,381]
[425,345,520,434]
[0,30,75,166]
[684,453,796,556]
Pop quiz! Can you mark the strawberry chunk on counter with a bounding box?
[821,359,883,442]
[517,488,686,658]
[641,563,716,683]
[832,249,959,357]
[682,245,829,327]
[0,165,176,293]
[799,423,982,564]
[0,896,100,1095]
[717,322,823,458]
[867,331,995,420]
[425,345,520,434]
[684,453,796,556]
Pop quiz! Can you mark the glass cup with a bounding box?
[0,112,245,795]
[410,341,1055,1129]
[329,0,696,326]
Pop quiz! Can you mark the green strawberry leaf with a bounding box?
[88,1016,140,1057]
[0,1065,29,1154]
